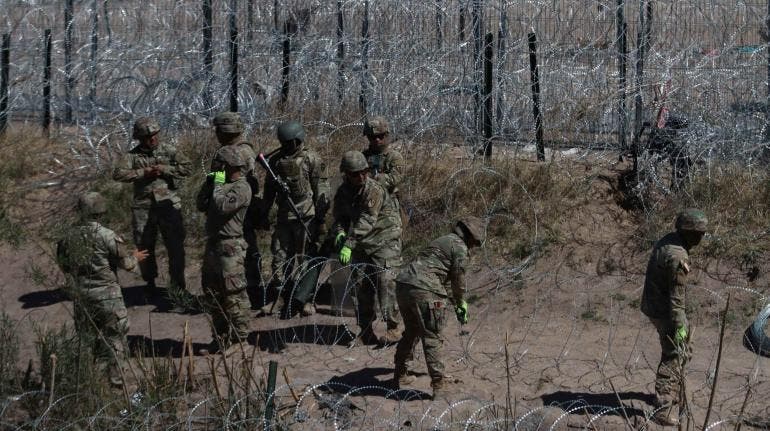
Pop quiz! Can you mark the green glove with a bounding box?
[335,232,347,248]
[208,171,226,184]
[339,246,352,265]
[675,325,688,343]
[455,300,469,324]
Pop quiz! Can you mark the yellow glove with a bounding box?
[208,171,226,185]
[339,246,352,265]
[455,300,469,324]
[335,232,347,249]
[675,325,688,343]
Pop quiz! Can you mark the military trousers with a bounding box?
[352,252,400,332]
[393,283,446,383]
[68,282,129,365]
[243,202,263,306]
[650,317,690,407]
[202,238,250,345]
[268,218,319,304]
[131,203,186,290]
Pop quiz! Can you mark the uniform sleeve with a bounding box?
[378,150,404,194]
[196,179,213,212]
[346,185,384,250]
[671,254,690,328]
[260,166,278,215]
[160,147,192,180]
[309,153,331,219]
[105,231,138,271]
[331,186,349,240]
[112,153,144,182]
[213,183,251,215]
[447,241,469,303]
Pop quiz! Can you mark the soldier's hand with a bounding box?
[455,300,469,324]
[674,325,688,343]
[134,249,150,262]
[334,232,347,249]
[339,246,352,265]
[143,166,160,178]
[154,164,168,175]
[208,171,226,185]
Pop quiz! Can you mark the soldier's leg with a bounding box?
[356,261,377,335]
[243,207,262,308]
[421,299,447,387]
[157,204,187,291]
[376,264,400,330]
[261,225,295,314]
[221,239,250,342]
[202,243,229,344]
[100,293,130,385]
[286,220,317,314]
[652,318,682,409]
[394,286,421,381]
[133,207,158,286]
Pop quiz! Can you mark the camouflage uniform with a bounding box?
[211,112,262,305]
[640,209,707,425]
[56,193,139,382]
[196,147,252,347]
[333,171,402,339]
[362,116,405,217]
[113,117,191,291]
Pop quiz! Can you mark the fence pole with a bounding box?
[202,0,213,112]
[264,360,278,429]
[496,1,508,136]
[89,0,99,118]
[64,0,74,123]
[0,34,9,135]
[281,21,291,107]
[615,0,628,152]
[483,33,493,159]
[228,0,239,112]
[43,29,52,134]
[247,0,255,45]
[632,0,653,173]
[435,1,443,49]
[459,2,466,42]
[359,0,370,114]
[274,0,280,34]
[336,0,345,101]
[471,0,482,134]
[766,0,770,142]
[528,32,544,162]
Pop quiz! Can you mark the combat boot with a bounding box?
[259,296,285,316]
[301,302,316,317]
[379,327,402,345]
[431,379,450,400]
[652,406,680,427]
[393,367,416,388]
[348,328,379,347]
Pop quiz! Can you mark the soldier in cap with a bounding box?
[56,192,149,387]
[362,116,405,223]
[211,112,263,309]
[332,150,403,346]
[392,216,485,400]
[257,120,330,317]
[196,145,253,354]
[113,117,193,305]
[641,208,708,426]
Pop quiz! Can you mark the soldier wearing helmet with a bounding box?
[362,116,406,224]
[113,117,193,306]
[332,150,403,346]
[392,216,485,400]
[641,208,708,426]
[257,120,330,318]
[196,145,253,355]
[210,111,263,309]
[56,192,148,387]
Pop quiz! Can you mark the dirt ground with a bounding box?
[1,151,769,430]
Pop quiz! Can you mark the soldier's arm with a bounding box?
[378,151,404,193]
[309,153,331,219]
[196,179,213,212]
[447,241,469,303]
[112,153,143,182]
[670,256,690,328]
[159,147,192,179]
[105,231,139,271]
[346,185,384,250]
[261,171,278,214]
[213,182,251,215]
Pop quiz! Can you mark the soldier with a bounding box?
[641,209,707,426]
[210,112,262,309]
[196,146,252,354]
[56,192,149,387]
[113,117,193,303]
[362,116,404,215]
[332,150,402,346]
[258,121,330,317]
[392,216,485,400]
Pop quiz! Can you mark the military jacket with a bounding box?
[263,147,330,221]
[396,232,468,302]
[56,221,138,289]
[211,139,259,194]
[197,177,251,239]
[641,232,690,328]
[113,142,192,209]
[333,176,401,258]
[362,146,404,196]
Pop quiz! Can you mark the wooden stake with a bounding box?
[702,294,731,430]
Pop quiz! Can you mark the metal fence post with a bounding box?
[43,29,52,133]
[228,0,239,112]
[202,0,213,112]
[616,0,628,153]
[359,0,370,114]
[0,34,9,135]
[483,32,493,159]
[336,0,345,101]
[528,32,544,162]
[64,0,74,123]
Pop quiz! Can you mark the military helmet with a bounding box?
[675,208,708,232]
[77,192,107,215]
[132,117,160,139]
[456,216,486,244]
[213,111,244,134]
[340,150,368,173]
[276,120,306,143]
[363,116,389,137]
[216,145,246,167]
